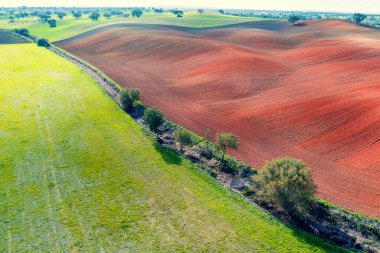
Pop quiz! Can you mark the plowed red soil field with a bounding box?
[56,20,380,218]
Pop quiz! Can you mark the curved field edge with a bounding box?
[0,29,31,44]
[4,11,265,42]
[54,20,380,218]
[0,44,347,252]
[50,40,380,224]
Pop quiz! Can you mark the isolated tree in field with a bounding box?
[103,12,112,19]
[218,10,224,14]
[143,107,164,135]
[215,133,239,163]
[131,8,143,18]
[89,12,100,20]
[288,14,300,25]
[72,11,82,19]
[353,13,367,24]
[119,88,141,110]
[123,13,130,18]
[37,38,49,47]
[8,15,15,21]
[171,9,184,17]
[198,9,204,14]
[57,12,66,19]
[174,128,194,153]
[48,19,56,28]
[254,157,316,214]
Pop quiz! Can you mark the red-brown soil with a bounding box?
[56,20,380,218]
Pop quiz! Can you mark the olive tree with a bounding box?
[254,157,316,215]
[353,13,367,24]
[174,128,194,153]
[37,38,49,47]
[89,12,100,20]
[119,88,141,110]
[215,133,239,163]
[143,107,164,135]
[131,8,143,18]
[288,14,300,25]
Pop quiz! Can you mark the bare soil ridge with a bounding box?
[56,19,380,218]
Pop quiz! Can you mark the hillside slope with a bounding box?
[0,44,346,252]
[56,20,380,218]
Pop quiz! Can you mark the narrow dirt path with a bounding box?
[49,46,121,102]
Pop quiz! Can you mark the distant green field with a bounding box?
[1,11,266,42]
[0,44,346,252]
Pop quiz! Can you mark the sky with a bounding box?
[1,0,380,14]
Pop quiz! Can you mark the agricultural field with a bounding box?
[1,11,261,42]
[0,29,30,43]
[56,19,380,218]
[0,43,347,252]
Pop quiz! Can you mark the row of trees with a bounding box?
[119,88,239,164]
[288,13,368,25]
[119,86,316,217]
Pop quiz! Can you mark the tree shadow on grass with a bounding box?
[288,227,349,252]
[154,143,182,165]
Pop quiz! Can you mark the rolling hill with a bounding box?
[0,43,346,252]
[56,19,380,218]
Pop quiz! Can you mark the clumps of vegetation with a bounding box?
[57,12,66,20]
[143,107,164,136]
[131,8,143,18]
[353,13,367,24]
[197,9,204,14]
[288,14,300,24]
[253,157,316,215]
[174,128,194,153]
[119,88,141,110]
[37,38,49,47]
[89,12,100,21]
[48,19,56,28]
[171,9,184,18]
[71,10,82,19]
[215,133,239,164]
[14,28,29,37]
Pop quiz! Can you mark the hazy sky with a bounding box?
[1,0,380,14]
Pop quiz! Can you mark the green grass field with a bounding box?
[0,43,347,252]
[1,11,266,42]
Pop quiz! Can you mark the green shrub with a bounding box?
[132,100,144,109]
[120,88,141,110]
[37,38,49,47]
[143,107,163,134]
[174,128,194,153]
[215,133,239,163]
[254,157,316,214]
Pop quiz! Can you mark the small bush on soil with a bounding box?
[253,157,316,215]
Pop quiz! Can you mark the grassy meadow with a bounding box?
[0,43,348,252]
[1,11,265,42]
